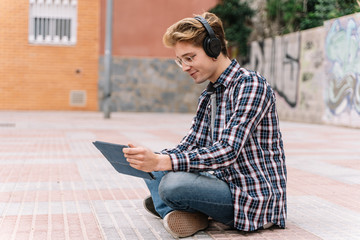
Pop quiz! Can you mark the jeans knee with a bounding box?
[158,172,189,204]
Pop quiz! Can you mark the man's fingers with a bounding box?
[127,157,141,164]
[129,162,145,171]
[122,145,153,172]
[122,143,136,155]
[127,158,145,170]
[123,146,144,155]
[126,154,144,161]
[123,147,146,160]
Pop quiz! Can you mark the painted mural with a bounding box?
[297,27,326,123]
[250,32,300,108]
[250,13,360,128]
[250,28,325,124]
[324,13,360,127]
[97,13,360,128]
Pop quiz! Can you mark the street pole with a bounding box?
[103,0,113,118]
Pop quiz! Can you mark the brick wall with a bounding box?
[98,0,218,114]
[0,0,99,111]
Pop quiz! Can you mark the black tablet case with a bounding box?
[93,141,155,180]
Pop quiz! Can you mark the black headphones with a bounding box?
[194,16,222,58]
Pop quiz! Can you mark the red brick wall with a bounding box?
[0,0,100,110]
[99,0,219,57]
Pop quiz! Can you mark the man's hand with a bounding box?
[123,144,172,172]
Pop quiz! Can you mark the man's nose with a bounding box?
[182,63,191,71]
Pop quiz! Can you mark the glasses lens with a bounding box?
[183,56,193,65]
[175,55,195,68]
[174,59,182,68]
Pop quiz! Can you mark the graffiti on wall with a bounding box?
[297,27,325,117]
[325,16,360,116]
[249,13,360,127]
[250,32,301,107]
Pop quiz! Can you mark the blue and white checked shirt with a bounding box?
[161,60,287,231]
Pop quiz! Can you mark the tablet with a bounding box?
[93,141,155,180]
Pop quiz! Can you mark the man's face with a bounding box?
[174,41,218,84]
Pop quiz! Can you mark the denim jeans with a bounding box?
[144,171,234,227]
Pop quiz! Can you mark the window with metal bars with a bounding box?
[29,0,77,45]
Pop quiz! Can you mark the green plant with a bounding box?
[210,0,254,57]
[266,0,360,35]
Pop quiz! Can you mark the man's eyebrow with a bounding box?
[179,52,195,58]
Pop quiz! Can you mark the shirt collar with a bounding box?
[213,59,240,89]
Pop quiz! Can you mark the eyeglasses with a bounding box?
[174,54,196,68]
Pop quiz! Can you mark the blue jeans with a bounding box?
[144,171,234,227]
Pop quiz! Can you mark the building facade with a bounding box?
[0,0,99,110]
[0,0,218,112]
[98,0,219,113]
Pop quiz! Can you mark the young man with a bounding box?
[123,12,287,238]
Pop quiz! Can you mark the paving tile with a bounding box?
[0,111,359,239]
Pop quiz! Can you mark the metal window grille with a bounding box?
[69,90,87,106]
[29,0,77,45]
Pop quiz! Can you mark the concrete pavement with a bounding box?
[0,110,359,240]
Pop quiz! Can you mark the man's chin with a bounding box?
[192,77,207,85]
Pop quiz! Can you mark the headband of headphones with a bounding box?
[194,16,221,58]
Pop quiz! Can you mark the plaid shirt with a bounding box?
[161,60,287,231]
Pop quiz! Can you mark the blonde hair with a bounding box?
[163,12,228,56]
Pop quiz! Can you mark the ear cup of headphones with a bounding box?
[194,16,222,58]
[203,36,221,58]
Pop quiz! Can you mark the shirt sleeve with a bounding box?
[169,74,274,172]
